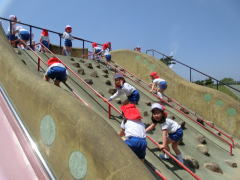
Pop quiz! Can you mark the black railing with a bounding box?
[0,17,103,57]
[146,49,240,93]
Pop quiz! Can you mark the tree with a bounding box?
[193,78,214,86]
[160,56,176,66]
[204,78,214,86]
[220,78,236,85]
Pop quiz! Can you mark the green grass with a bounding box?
[207,84,240,102]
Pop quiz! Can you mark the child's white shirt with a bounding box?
[153,78,166,85]
[41,35,49,42]
[103,49,110,56]
[46,63,68,75]
[160,118,181,134]
[110,82,136,100]
[62,32,73,40]
[121,120,146,138]
[8,23,17,33]
[93,46,102,53]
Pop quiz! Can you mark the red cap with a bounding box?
[47,57,62,66]
[92,42,97,47]
[121,104,142,120]
[150,72,159,79]
[41,29,48,36]
[102,43,108,50]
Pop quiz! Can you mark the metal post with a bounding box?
[59,34,62,48]
[37,57,40,71]
[29,26,32,48]
[59,34,62,54]
[82,40,85,58]
[9,20,12,34]
[190,68,192,82]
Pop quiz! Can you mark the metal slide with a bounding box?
[0,86,55,179]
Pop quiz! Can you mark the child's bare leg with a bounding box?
[54,80,61,87]
[44,75,50,81]
[68,47,72,56]
[172,141,183,163]
[172,141,181,155]
[122,99,130,105]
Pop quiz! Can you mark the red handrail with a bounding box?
[34,47,200,178]
[37,42,121,116]
[107,61,234,155]
[147,136,202,180]
[19,42,168,179]
[19,40,89,107]
[164,94,235,147]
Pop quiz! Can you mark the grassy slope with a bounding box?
[111,50,240,138]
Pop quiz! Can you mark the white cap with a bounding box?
[65,25,72,29]
[16,26,23,31]
[151,103,164,111]
[9,15,17,20]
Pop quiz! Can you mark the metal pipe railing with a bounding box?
[19,40,90,108]
[146,49,240,93]
[0,17,103,56]
[106,61,234,155]
[147,136,202,180]
[19,42,168,180]
[37,42,121,116]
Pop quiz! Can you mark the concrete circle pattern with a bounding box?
[203,94,212,102]
[227,108,237,116]
[135,56,141,60]
[215,100,224,106]
[40,115,56,146]
[69,151,87,179]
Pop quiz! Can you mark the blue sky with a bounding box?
[0,0,239,81]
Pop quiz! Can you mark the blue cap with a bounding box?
[114,73,124,79]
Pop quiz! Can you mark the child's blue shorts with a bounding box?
[105,54,111,61]
[128,90,140,104]
[19,30,30,41]
[47,66,67,81]
[95,49,101,54]
[169,128,183,142]
[125,137,147,159]
[7,33,18,41]
[64,39,72,47]
[42,40,49,48]
[159,81,167,90]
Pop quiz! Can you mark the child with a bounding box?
[108,73,140,105]
[40,29,50,52]
[44,57,68,87]
[119,104,147,161]
[107,42,112,51]
[62,25,74,56]
[16,26,30,50]
[102,43,111,62]
[7,15,19,47]
[146,103,184,163]
[92,42,102,61]
[149,72,167,99]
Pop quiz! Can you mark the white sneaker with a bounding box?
[176,154,184,163]
[157,92,163,99]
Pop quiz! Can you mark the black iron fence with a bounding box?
[0,16,103,57]
[146,49,240,93]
